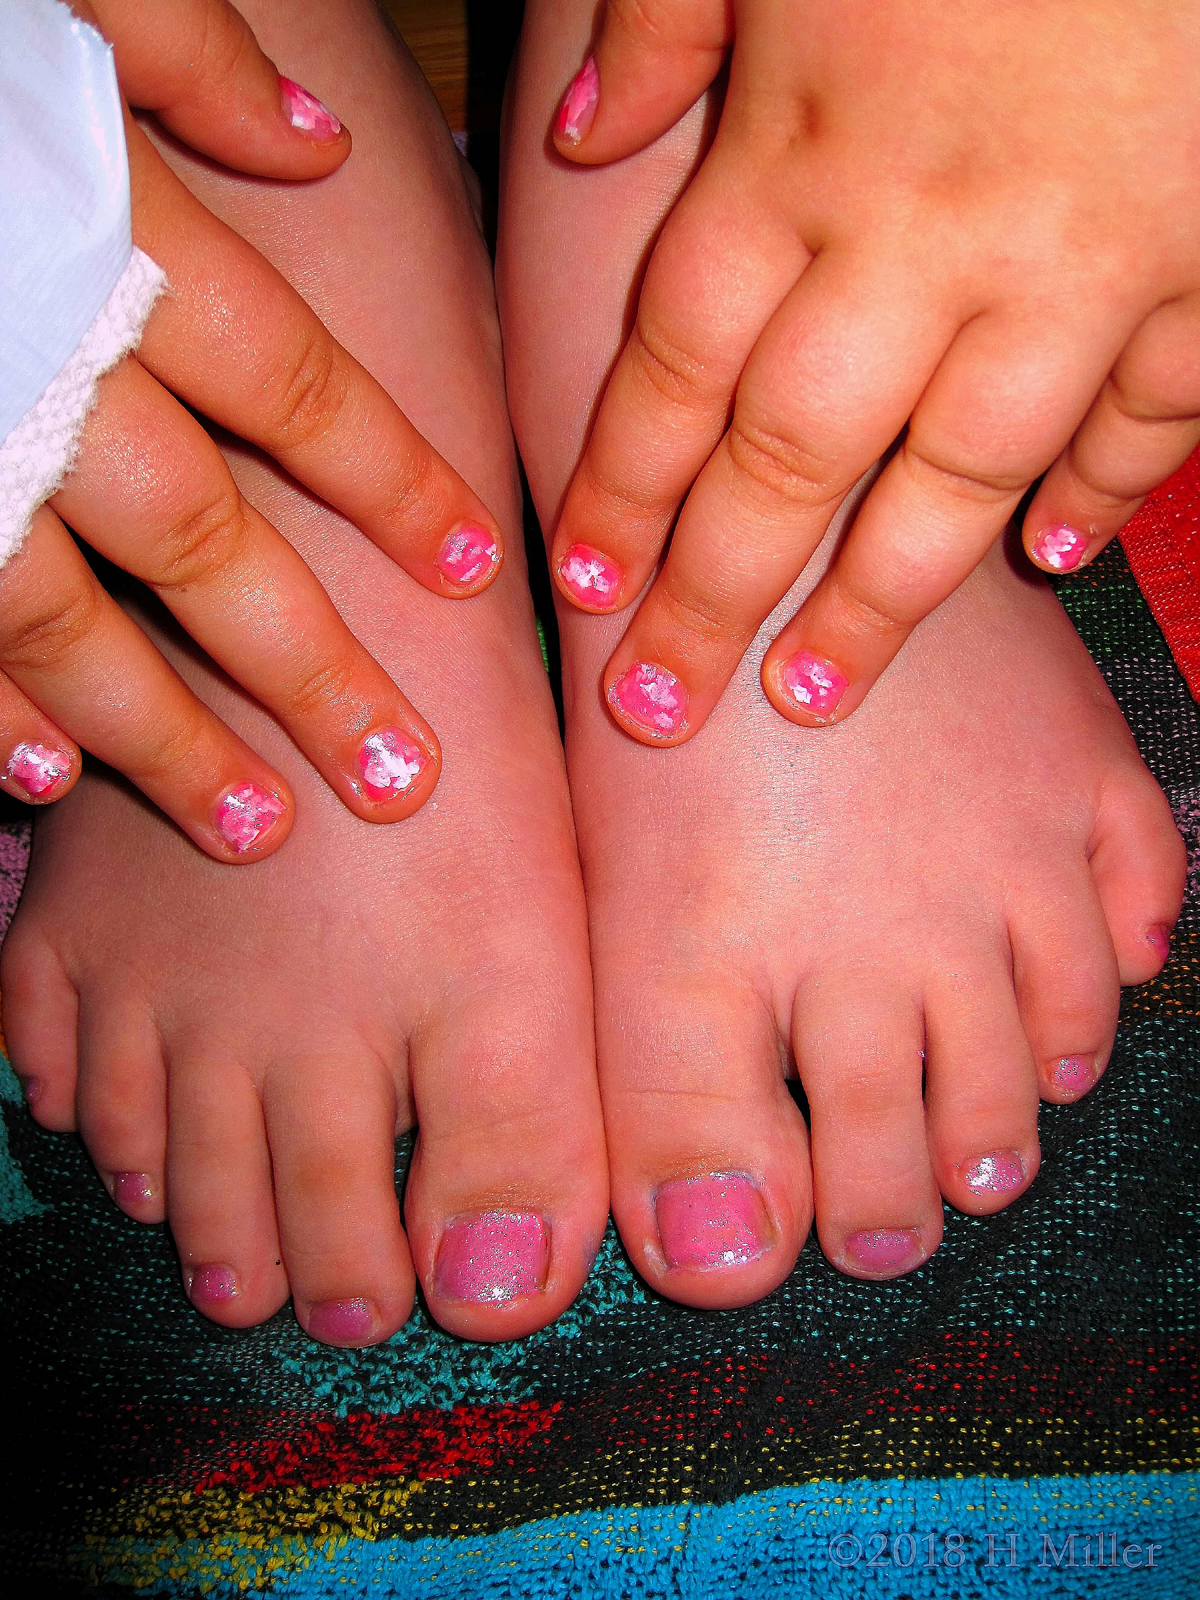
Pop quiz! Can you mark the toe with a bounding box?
[0,926,78,1130]
[76,992,168,1222]
[1089,773,1186,985]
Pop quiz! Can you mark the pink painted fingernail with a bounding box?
[112,1171,155,1207]
[435,1211,549,1304]
[215,783,286,853]
[962,1149,1026,1195]
[555,55,599,145]
[436,524,500,587]
[609,661,688,738]
[5,741,70,797]
[357,729,429,802]
[1031,523,1086,572]
[559,542,622,609]
[188,1264,239,1307]
[279,77,342,140]
[1146,924,1172,964]
[1052,1055,1096,1094]
[842,1227,924,1276]
[779,649,848,720]
[306,1297,376,1345]
[654,1172,773,1272]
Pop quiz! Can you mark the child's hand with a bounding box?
[549,0,1200,741]
[0,0,503,859]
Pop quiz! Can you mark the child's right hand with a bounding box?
[0,0,504,861]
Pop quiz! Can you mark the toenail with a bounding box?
[357,729,429,801]
[18,1076,43,1110]
[841,1227,925,1277]
[559,543,622,609]
[215,783,287,853]
[5,741,71,797]
[654,1172,773,1272]
[1146,924,1172,964]
[187,1264,239,1307]
[779,649,848,721]
[962,1149,1026,1196]
[555,55,599,145]
[608,662,688,738]
[305,1297,377,1345]
[436,523,500,587]
[1052,1055,1097,1094]
[111,1171,155,1207]
[1031,523,1087,572]
[435,1211,549,1304]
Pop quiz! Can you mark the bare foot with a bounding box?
[498,0,1186,1306]
[0,0,607,1346]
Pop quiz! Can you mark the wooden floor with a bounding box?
[383,0,470,131]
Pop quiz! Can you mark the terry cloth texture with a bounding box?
[0,539,1196,1598]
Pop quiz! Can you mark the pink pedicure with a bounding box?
[654,1173,772,1272]
[436,524,500,587]
[306,1297,375,1345]
[215,783,286,853]
[5,741,70,797]
[358,730,428,801]
[1052,1055,1096,1094]
[559,543,622,609]
[435,1211,549,1304]
[19,1077,43,1110]
[1146,924,1172,964]
[188,1264,238,1307]
[112,1171,154,1207]
[279,77,342,139]
[1031,524,1086,572]
[609,662,688,738]
[962,1149,1026,1195]
[555,55,599,145]
[780,650,848,721]
[842,1227,924,1276]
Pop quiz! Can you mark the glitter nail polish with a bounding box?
[608,661,688,738]
[435,1211,549,1304]
[112,1171,154,1206]
[5,741,70,796]
[556,56,599,145]
[358,729,428,801]
[1052,1055,1096,1094]
[306,1297,375,1344]
[436,524,500,587]
[559,542,621,608]
[1031,524,1086,572]
[654,1172,772,1271]
[279,77,342,139]
[1146,924,1171,964]
[215,783,286,853]
[779,649,848,720]
[842,1227,924,1276]
[962,1149,1026,1195]
[188,1264,238,1306]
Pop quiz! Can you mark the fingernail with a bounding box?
[112,1171,155,1207]
[215,783,287,853]
[608,662,688,738]
[305,1297,376,1345]
[279,77,342,140]
[1052,1054,1097,1094]
[357,729,429,801]
[1031,523,1086,572]
[555,55,599,145]
[1146,924,1172,964]
[436,524,500,587]
[841,1227,925,1277]
[187,1264,239,1307]
[559,542,622,609]
[962,1149,1026,1195]
[779,649,848,721]
[5,741,71,797]
[654,1172,773,1272]
[435,1211,549,1304]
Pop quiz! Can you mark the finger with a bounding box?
[127,125,504,597]
[0,671,80,804]
[1023,292,1200,572]
[53,357,440,822]
[552,0,731,163]
[90,0,350,177]
[0,507,292,862]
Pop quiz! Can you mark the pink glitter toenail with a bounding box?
[609,662,688,738]
[842,1227,924,1276]
[555,55,599,145]
[188,1264,238,1306]
[112,1171,154,1206]
[559,543,621,608]
[358,730,428,801]
[435,1212,549,1304]
[19,1077,43,1110]
[1052,1055,1096,1094]
[6,741,70,796]
[780,650,848,720]
[654,1173,772,1272]
[436,524,500,587]
[962,1149,1026,1195]
[306,1297,376,1345]
[1146,924,1172,964]
[279,77,342,139]
[215,784,286,853]
[1031,523,1086,572]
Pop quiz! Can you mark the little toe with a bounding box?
[0,927,79,1130]
[76,993,167,1222]
[1089,774,1186,985]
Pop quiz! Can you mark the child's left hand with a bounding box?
[549,0,1200,742]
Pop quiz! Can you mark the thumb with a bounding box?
[553,0,732,165]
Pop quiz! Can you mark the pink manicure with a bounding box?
[112,1171,154,1207]
[358,729,428,801]
[655,1173,772,1272]
[306,1297,375,1345]
[555,56,599,145]
[279,77,342,140]
[215,783,286,853]
[842,1227,924,1276]
[188,1264,238,1307]
[609,662,688,738]
[962,1149,1026,1195]
[559,543,622,609]
[5,741,70,797]
[435,1211,549,1304]
[1052,1055,1096,1094]
[1146,924,1172,964]
[1031,523,1086,572]
[436,524,500,587]
[780,650,848,720]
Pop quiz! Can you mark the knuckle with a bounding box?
[153,491,247,591]
[129,713,209,788]
[278,654,359,724]
[906,440,1029,503]
[609,0,675,47]
[1,582,103,671]
[264,330,349,453]
[657,569,741,647]
[630,319,717,415]
[726,413,839,508]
